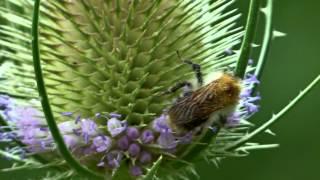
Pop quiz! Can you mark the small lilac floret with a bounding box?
[141,129,154,144]
[81,119,98,136]
[244,101,259,114]
[157,132,177,149]
[128,143,141,157]
[107,118,127,137]
[244,73,260,85]
[14,107,45,128]
[107,151,123,169]
[240,88,252,98]
[63,134,80,149]
[126,127,139,140]
[20,127,48,140]
[117,136,129,150]
[93,135,112,152]
[227,112,241,126]
[139,151,152,164]
[152,114,170,133]
[61,112,73,116]
[80,119,98,144]
[130,165,143,177]
[0,95,10,110]
[58,121,80,134]
[109,112,122,119]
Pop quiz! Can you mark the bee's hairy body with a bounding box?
[167,73,241,133]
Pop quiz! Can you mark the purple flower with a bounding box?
[0,95,10,110]
[226,111,245,126]
[128,143,141,157]
[81,119,98,143]
[139,151,152,164]
[63,134,81,149]
[61,112,73,116]
[126,127,139,140]
[92,136,112,152]
[140,129,154,144]
[117,136,129,150]
[244,73,260,85]
[240,88,252,98]
[58,121,80,134]
[107,118,127,137]
[13,107,45,128]
[130,165,143,177]
[19,127,48,140]
[227,73,261,126]
[109,112,122,119]
[152,114,170,133]
[157,132,177,149]
[81,119,98,136]
[107,151,123,169]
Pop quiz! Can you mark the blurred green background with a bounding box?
[1,0,319,179]
[198,0,320,180]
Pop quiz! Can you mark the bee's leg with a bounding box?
[183,60,203,87]
[176,51,203,86]
[161,81,193,96]
[210,115,227,135]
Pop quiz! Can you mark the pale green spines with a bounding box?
[0,0,242,123]
[0,1,242,178]
[40,0,242,124]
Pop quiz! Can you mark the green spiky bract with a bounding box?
[1,0,320,180]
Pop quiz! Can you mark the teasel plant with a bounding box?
[0,0,319,179]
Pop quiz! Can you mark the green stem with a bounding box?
[234,0,262,78]
[31,0,104,179]
[223,75,320,151]
[254,0,273,81]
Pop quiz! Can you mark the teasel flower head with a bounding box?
[0,0,319,179]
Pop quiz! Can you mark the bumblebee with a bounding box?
[163,52,241,133]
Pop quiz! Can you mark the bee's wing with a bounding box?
[169,88,215,126]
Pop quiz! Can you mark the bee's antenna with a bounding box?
[176,50,203,86]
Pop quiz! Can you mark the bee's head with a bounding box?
[211,73,241,106]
